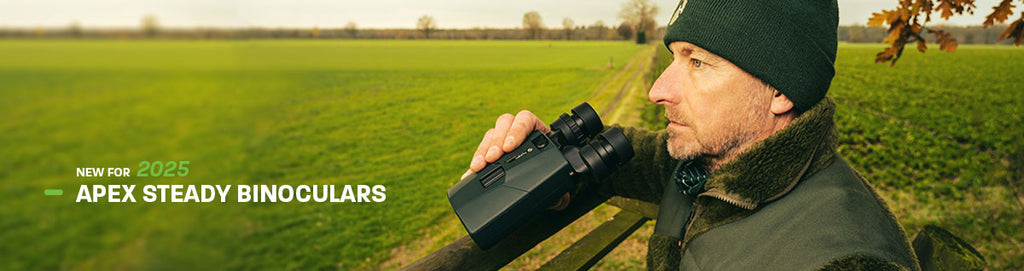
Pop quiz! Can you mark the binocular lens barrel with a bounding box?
[575,127,634,178]
[550,102,604,146]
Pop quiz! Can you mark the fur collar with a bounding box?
[699,97,839,209]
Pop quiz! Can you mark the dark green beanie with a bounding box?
[663,0,838,112]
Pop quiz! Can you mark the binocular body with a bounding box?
[448,130,575,249]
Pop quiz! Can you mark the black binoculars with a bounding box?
[448,102,634,249]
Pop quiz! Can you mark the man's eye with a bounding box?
[691,59,703,68]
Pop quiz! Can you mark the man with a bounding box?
[465,0,920,269]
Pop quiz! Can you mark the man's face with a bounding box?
[649,41,775,162]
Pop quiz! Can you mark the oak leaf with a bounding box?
[1000,19,1024,45]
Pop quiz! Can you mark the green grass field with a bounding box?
[829,44,1023,270]
[0,40,1020,270]
[0,40,644,270]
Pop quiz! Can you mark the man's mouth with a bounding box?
[665,115,687,127]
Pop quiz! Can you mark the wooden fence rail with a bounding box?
[405,184,659,270]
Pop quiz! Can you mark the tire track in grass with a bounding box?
[589,45,658,126]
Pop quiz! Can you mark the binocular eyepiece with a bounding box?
[448,102,634,249]
[550,103,603,146]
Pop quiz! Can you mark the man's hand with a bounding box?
[460,110,569,210]
[464,110,551,176]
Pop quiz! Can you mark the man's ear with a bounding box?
[770,89,795,115]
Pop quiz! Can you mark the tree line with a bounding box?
[4,23,1018,45]
[0,0,665,43]
[1,0,1019,46]
[841,24,1019,45]
[0,24,655,41]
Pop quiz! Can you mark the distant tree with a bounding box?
[619,0,658,44]
[870,0,1024,65]
[69,21,82,38]
[478,27,493,39]
[562,18,575,40]
[637,17,656,43]
[523,11,544,39]
[616,22,633,40]
[848,24,867,42]
[141,14,159,38]
[417,15,437,39]
[590,20,608,40]
[344,22,358,38]
[310,26,320,38]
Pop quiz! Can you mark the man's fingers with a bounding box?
[470,128,495,172]
[534,114,552,134]
[485,114,514,163]
[468,110,548,173]
[503,110,542,152]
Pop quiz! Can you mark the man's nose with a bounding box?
[649,64,679,105]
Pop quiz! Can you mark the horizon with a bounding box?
[0,0,1005,29]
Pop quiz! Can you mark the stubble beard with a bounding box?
[664,93,773,165]
[665,120,744,162]
[665,126,701,161]
[664,109,710,161]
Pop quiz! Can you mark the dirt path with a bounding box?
[588,45,658,126]
[604,46,657,116]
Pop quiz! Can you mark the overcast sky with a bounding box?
[0,0,1003,28]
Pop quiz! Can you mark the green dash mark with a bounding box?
[44,189,63,196]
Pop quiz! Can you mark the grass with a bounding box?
[0,39,645,270]
[829,44,1023,270]
[0,40,637,71]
